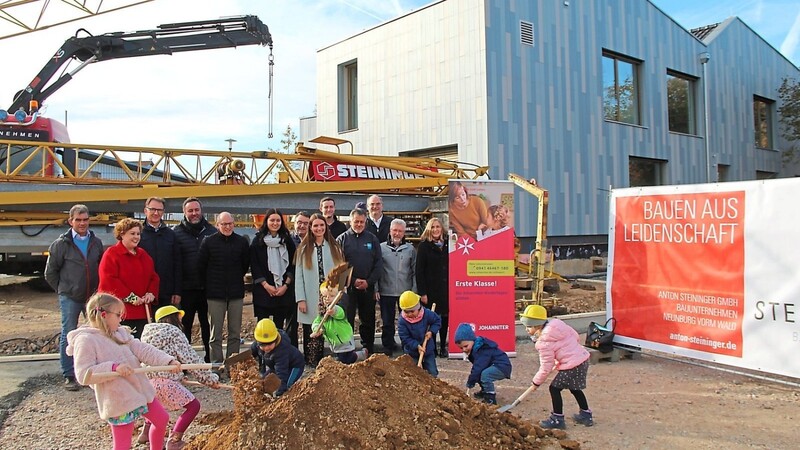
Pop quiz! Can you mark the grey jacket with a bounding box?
[375,240,416,296]
[44,230,104,303]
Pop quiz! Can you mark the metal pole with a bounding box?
[700,52,711,183]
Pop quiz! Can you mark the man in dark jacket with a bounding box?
[139,197,182,317]
[198,211,250,367]
[44,204,104,391]
[320,196,347,238]
[365,194,393,243]
[173,197,216,362]
[336,208,383,353]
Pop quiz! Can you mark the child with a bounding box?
[310,282,368,364]
[454,322,512,405]
[66,293,182,450]
[520,304,592,429]
[140,305,220,450]
[250,318,305,397]
[397,291,441,377]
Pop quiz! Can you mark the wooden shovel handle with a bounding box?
[145,303,152,324]
[182,379,235,390]
[92,363,212,378]
[513,384,538,406]
[312,290,345,335]
[417,304,436,367]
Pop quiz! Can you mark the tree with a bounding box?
[777,77,800,166]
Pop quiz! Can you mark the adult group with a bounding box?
[46,193,451,391]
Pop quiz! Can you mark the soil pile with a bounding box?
[188,354,564,449]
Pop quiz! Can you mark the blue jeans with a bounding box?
[421,353,439,378]
[59,295,85,378]
[480,365,508,394]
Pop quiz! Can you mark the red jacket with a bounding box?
[98,242,160,320]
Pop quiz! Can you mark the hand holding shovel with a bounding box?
[498,384,538,413]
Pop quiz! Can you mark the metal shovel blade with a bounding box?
[497,401,519,413]
[262,373,281,393]
[498,384,537,413]
[224,350,252,370]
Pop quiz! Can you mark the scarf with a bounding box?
[401,307,425,324]
[263,235,289,287]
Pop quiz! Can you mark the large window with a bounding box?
[666,70,697,134]
[629,156,666,187]
[753,96,774,149]
[603,51,641,125]
[338,60,358,132]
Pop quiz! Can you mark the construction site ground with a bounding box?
[0,278,796,449]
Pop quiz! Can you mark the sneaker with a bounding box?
[540,413,566,429]
[64,376,80,392]
[572,410,594,427]
[472,389,488,400]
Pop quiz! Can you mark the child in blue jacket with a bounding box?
[397,291,441,377]
[250,319,305,397]
[455,322,512,405]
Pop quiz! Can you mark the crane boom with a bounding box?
[8,15,273,114]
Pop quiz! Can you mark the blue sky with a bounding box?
[0,0,797,154]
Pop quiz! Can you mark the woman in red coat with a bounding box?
[99,218,159,338]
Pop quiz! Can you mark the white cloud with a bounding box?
[0,0,429,152]
[780,9,800,63]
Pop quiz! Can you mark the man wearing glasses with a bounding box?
[44,204,104,391]
[197,212,250,374]
[139,197,182,321]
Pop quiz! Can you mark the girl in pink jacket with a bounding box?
[520,305,592,430]
[67,293,181,450]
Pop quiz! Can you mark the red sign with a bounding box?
[309,161,433,181]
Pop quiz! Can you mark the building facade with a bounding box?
[306,0,799,245]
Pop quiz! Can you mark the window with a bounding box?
[666,70,697,134]
[338,60,358,132]
[717,164,729,183]
[756,170,776,180]
[629,156,666,187]
[753,96,774,149]
[603,51,641,125]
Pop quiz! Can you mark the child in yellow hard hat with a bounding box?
[520,304,592,429]
[140,305,220,449]
[250,318,305,396]
[397,291,441,376]
[454,322,512,405]
[311,282,368,364]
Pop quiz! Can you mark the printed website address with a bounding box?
[669,332,733,350]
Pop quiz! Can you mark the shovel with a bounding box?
[262,372,281,394]
[497,384,537,413]
[417,304,436,367]
[224,350,253,371]
[91,363,212,380]
[182,379,235,390]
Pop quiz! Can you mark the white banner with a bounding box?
[608,178,800,379]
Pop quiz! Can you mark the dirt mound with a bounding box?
[188,355,562,449]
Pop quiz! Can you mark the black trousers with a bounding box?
[344,287,376,353]
[180,289,211,363]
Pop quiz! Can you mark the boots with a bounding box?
[137,421,151,444]
[540,413,566,429]
[438,343,448,358]
[356,348,369,362]
[166,431,186,450]
[483,393,497,405]
[572,409,594,427]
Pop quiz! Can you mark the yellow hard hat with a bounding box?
[254,319,279,343]
[399,291,421,311]
[519,305,547,327]
[155,305,184,322]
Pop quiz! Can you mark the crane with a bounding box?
[6,15,273,123]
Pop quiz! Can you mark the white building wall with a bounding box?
[316,0,489,165]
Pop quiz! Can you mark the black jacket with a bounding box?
[197,231,250,300]
[249,329,304,395]
[249,232,297,309]
[366,215,393,243]
[416,239,449,314]
[328,217,348,238]
[173,217,216,291]
[139,221,182,302]
[336,228,383,289]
